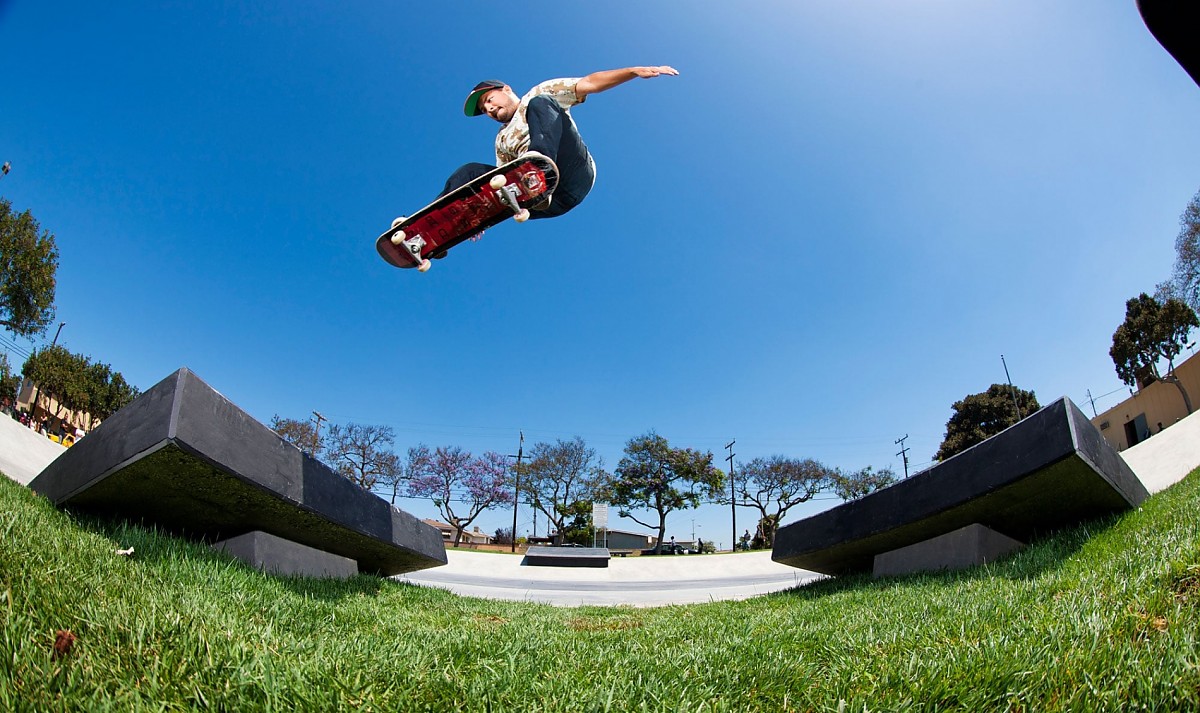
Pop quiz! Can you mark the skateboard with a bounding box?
[376,153,558,271]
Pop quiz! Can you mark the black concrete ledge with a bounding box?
[772,397,1148,576]
[29,368,447,576]
[523,546,611,568]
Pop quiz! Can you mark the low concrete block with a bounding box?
[523,546,611,568]
[773,397,1148,576]
[29,368,447,577]
[872,523,1024,578]
[214,530,359,578]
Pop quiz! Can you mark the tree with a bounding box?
[554,500,595,545]
[20,345,137,427]
[1159,189,1200,313]
[934,384,1041,461]
[323,423,400,491]
[493,526,515,546]
[407,445,513,547]
[830,465,898,502]
[518,436,607,544]
[1110,292,1199,414]
[606,432,724,554]
[729,455,831,548]
[0,198,59,339]
[85,363,139,422]
[22,345,89,420]
[269,415,324,455]
[0,352,20,404]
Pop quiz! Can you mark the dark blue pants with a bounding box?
[441,95,595,220]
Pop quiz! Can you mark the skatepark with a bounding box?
[5,385,1198,608]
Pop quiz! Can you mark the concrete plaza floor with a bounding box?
[0,414,65,486]
[399,548,819,607]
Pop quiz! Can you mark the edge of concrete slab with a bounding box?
[28,368,446,576]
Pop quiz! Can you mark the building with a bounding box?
[596,528,657,551]
[14,378,95,436]
[1090,350,1200,451]
[422,519,492,546]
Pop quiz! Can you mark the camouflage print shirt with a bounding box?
[494,78,585,165]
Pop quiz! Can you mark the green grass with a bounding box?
[3,471,1200,712]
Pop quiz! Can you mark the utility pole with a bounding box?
[311,411,327,444]
[1001,354,1022,420]
[895,434,910,479]
[725,439,736,552]
[1086,389,1098,418]
[508,431,525,553]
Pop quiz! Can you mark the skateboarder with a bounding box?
[446,66,679,220]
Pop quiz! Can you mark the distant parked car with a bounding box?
[641,543,690,556]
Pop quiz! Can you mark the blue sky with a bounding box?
[3,1,1198,548]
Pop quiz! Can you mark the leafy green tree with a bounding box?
[1110,292,1199,414]
[830,465,898,501]
[1158,189,1200,312]
[21,346,138,425]
[935,384,1041,462]
[730,455,832,548]
[606,432,724,554]
[517,436,607,545]
[0,352,20,404]
[96,371,139,422]
[555,500,595,545]
[21,345,87,420]
[0,198,59,339]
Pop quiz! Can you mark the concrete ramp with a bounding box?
[29,368,446,577]
[772,397,1147,576]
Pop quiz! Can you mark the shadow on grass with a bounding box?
[771,510,1126,602]
[69,510,397,602]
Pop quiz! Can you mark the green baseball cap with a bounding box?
[464,80,506,117]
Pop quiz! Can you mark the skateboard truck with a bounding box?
[391,231,431,272]
[489,174,530,222]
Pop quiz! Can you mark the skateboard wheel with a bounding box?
[514,209,530,223]
[390,229,406,245]
[489,174,507,189]
[418,259,431,272]
[391,216,406,228]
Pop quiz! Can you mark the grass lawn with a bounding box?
[2,469,1199,711]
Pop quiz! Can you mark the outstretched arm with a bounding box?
[575,66,678,100]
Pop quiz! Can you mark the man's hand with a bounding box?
[631,66,679,79]
[576,66,680,99]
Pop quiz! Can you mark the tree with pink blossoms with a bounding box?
[406,445,514,547]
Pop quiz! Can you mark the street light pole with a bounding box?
[1001,354,1022,420]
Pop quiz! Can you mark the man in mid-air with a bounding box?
[448,66,678,220]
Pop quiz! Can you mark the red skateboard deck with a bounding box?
[376,153,558,271]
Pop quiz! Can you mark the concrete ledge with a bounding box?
[1119,407,1200,494]
[773,397,1148,576]
[523,546,611,568]
[873,523,1024,578]
[214,530,359,578]
[29,368,447,577]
